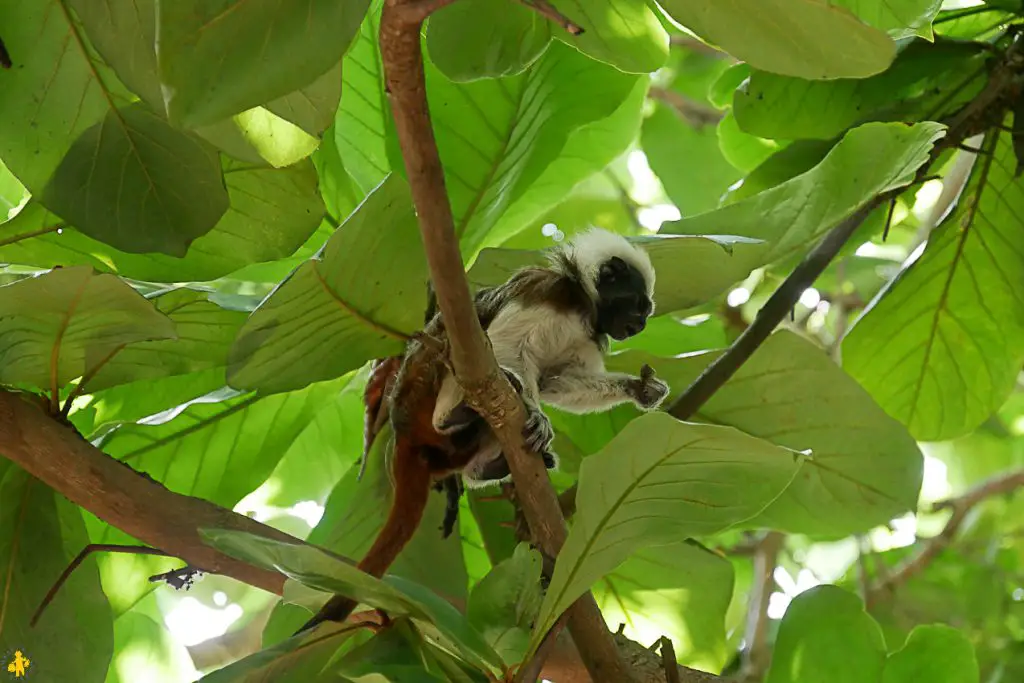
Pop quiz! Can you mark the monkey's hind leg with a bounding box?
[439,475,463,538]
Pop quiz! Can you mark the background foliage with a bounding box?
[1,0,1023,681]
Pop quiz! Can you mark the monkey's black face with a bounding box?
[594,257,653,340]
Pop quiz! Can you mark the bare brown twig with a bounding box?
[867,469,1024,607]
[649,87,724,128]
[517,0,584,35]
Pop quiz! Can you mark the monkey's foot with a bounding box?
[630,363,669,410]
[523,405,555,453]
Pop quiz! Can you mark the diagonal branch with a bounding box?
[0,390,339,597]
[867,468,1024,607]
[378,1,632,680]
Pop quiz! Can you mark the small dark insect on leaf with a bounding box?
[1012,98,1024,177]
[0,35,10,69]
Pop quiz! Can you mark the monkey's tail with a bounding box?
[295,434,432,635]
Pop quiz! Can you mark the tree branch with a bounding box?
[868,469,1024,606]
[649,87,724,128]
[0,390,322,598]
[517,0,584,35]
[378,1,632,680]
[739,532,783,683]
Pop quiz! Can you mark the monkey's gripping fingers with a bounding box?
[629,364,669,411]
[411,331,452,370]
[523,404,555,454]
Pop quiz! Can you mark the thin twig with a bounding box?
[31,544,173,627]
[868,469,1024,607]
[0,223,62,248]
[515,611,571,683]
[739,532,783,683]
[378,1,631,680]
[650,86,724,128]
[517,0,584,35]
[669,35,734,61]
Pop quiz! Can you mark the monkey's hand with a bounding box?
[628,364,669,411]
[411,331,452,371]
[500,367,555,455]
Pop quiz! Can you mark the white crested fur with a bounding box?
[551,227,656,302]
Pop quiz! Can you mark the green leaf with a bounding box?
[40,103,228,257]
[549,0,669,74]
[882,625,979,683]
[0,0,126,192]
[766,585,885,683]
[466,544,545,666]
[265,63,344,138]
[201,529,503,675]
[427,0,550,81]
[662,122,947,271]
[199,618,362,683]
[332,624,447,682]
[658,0,896,80]
[227,175,423,394]
[156,0,369,127]
[830,0,943,39]
[0,462,113,683]
[0,161,326,282]
[734,41,988,142]
[469,233,766,316]
[717,110,780,173]
[0,266,176,391]
[843,126,1024,440]
[594,541,734,672]
[531,412,803,649]
[99,378,347,509]
[609,331,924,535]
[82,289,246,394]
[641,104,741,216]
[104,609,197,683]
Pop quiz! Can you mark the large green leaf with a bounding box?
[642,104,741,216]
[831,0,943,39]
[882,625,979,683]
[843,127,1024,441]
[594,541,734,672]
[0,0,125,192]
[39,102,227,256]
[201,529,503,675]
[549,0,668,74]
[227,175,423,394]
[156,0,368,127]
[0,462,113,683]
[531,412,803,651]
[0,266,176,391]
[657,0,896,80]
[81,289,246,394]
[427,0,550,81]
[766,585,885,683]
[466,544,544,667]
[0,160,325,283]
[609,331,923,535]
[661,122,946,270]
[98,378,347,509]
[734,41,988,142]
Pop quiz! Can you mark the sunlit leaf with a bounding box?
[0,462,113,683]
[766,585,885,683]
[227,175,424,394]
[0,266,176,392]
[156,0,368,127]
[609,331,924,535]
[882,624,979,683]
[0,160,325,283]
[844,126,1024,440]
[734,41,988,142]
[531,412,803,651]
[658,0,896,79]
[594,541,734,672]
